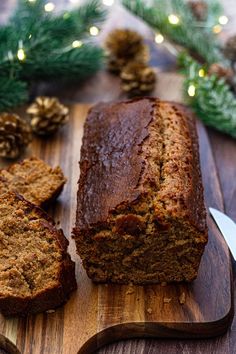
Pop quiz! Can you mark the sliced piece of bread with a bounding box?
[0,192,76,316]
[0,157,66,207]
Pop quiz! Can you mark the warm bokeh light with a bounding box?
[213,24,222,34]
[168,14,180,25]
[72,40,83,48]
[155,33,164,44]
[218,15,228,25]
[188,84,196,97]
[102,0,114,6]
[89,26,99,36]
[44,2,55,12]
[198,68,205,77]
[17,48,26,61]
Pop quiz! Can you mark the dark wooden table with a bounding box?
[0,1,236,353]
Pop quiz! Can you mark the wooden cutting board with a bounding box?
[0,84,234,354]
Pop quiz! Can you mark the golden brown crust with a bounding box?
[0,192,76,316]
[153,101,207,233]
[169,103,207,232]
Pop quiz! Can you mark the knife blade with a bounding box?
[209,207,236,260]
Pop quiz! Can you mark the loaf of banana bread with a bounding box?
[0,192,76,316]
[74,98,208,284]
[0,157,66,207]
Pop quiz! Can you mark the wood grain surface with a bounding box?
[0,92,234,353]
[0,1,236,353]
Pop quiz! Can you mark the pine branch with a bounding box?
[0,0,106,112]
[123,0,226,65]
[21,45,104,80]
[207,0,223,27]
[0,77,28,112]
[179,53,236,138]
[10,0,46,22]
[30,2,105,50]
[123,0,236,139]
[9,0,105,47]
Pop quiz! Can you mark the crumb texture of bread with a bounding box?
[0,192,76,316]
[74,98,208,285]
[0,157,66,207]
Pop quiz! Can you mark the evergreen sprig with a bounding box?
[21,45,104,81]
[123,0,236,138]
[123,0,226,65]
[0,78,28,112]
[179,53,236,138]
[0,0,106,112]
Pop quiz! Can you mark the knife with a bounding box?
[209,207,236,261]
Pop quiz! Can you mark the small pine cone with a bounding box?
[0,113,32,159]
[120,62,156,97]
[188,1,208,21]
[107,57,128,74]
[105,29,149,73]
[223,35,236,62]
[107,45,149,74]
[27,96,69,136]
[208,63,234,83]
[105,29,144,59]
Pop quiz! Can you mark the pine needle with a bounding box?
[0,0,106,112]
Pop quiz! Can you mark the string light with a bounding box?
[44,2,55,12]
[89,26,99,36]
[28,0,36,2]
[218,15,228,25]
[17,48,26,61]
[188,84,196,97]
[69,0,79,3]
[213,24,222,34]
[28,34,32,39]
[198,68,205,77]
[102,0,114,5]
[155,33,164,44]
[72,40,83,48]
[168,14,180,25]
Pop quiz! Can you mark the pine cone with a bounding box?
[27,96,69,136]
[188,1,208,21]
[105,29,149,73]
[224,35,236,62]
[107,47,149,74]
[208,63,234,83]
[120,62,156,97]
[0,113,32,159]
